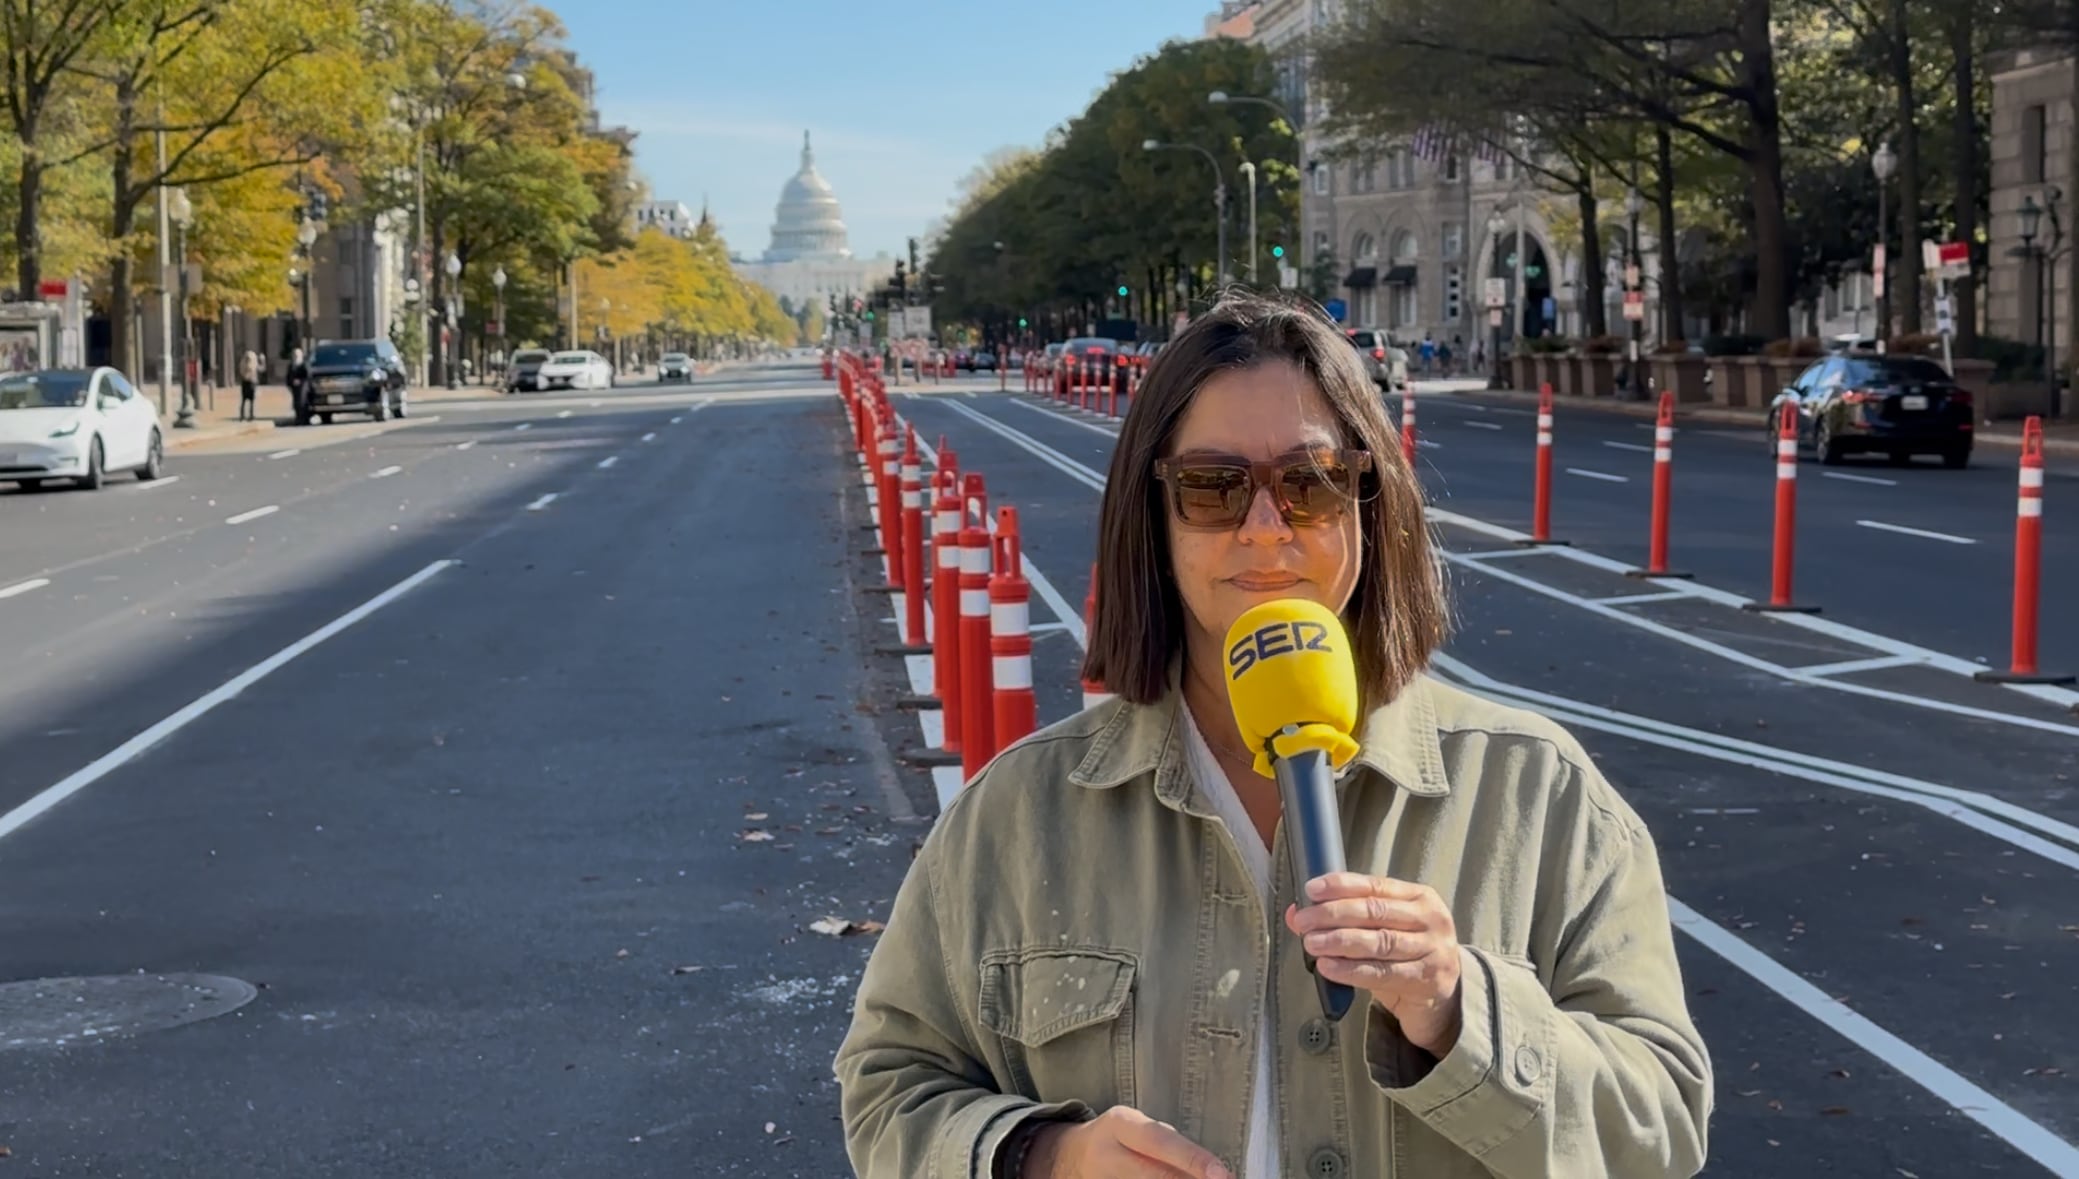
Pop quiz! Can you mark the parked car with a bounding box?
[537,350,615,391]
[1347,328,1410,391]
[302,338,410,424]
[507,348,551,393]
[0,367,165,490]
[1769,352,1975,468]
[972,350,998,371]
[658,352,694,383]
[1055,337,1130,397]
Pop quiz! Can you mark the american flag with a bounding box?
[1409,123,1512,166]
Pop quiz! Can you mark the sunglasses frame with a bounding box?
[1152,447,1374,530]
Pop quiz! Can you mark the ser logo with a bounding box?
[1227,619,1334,680]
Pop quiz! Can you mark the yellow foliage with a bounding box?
[572,227,791,344]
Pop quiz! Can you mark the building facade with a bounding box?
[1988,46,2077,403]
[636,200,700,240]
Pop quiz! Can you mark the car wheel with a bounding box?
[18,478,43,491]
[1942,444,1971,470]
[77,437,105,490]
[136,430,164,481]
[1815,418,1844,465]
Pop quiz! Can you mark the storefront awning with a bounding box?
[1343,266,1378,289]
[1384,264,1418,285]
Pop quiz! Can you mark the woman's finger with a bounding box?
[1286,896,1429,934]
[1305,872,1430,903]
[1114,1113,1232,1179]
[1317,954,1451,992]
[1303,926,1435,963]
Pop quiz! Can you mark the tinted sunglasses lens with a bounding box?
[1172,464,1251,525]
[1280,460,1354,522]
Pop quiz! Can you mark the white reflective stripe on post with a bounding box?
[1537,413,1554,429]
[991,600,1029,637]
[1777,463,1797,481]
[1655,426,1674,444]
[961,588,990,615]
[960,545,990,575]
[2020,497,2044,518]
[904,488,922,509]
[901,461,920,482]
[1777,440,1797,459]
[2021,467,2045,489]
[993,656,1034,690]
[1654,447,1673,462]
[1537,432,1553,446]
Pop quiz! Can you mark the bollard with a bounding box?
[1745,404,1818,614]
[932,460,964,753]
[876,417,901,572]
[1628,392,1692,579]
[900,427,927,643]
[1400,382,1418,468]
[990,507,1037,751]
[958,475,996,780]
[999,352,1008,392]
[1080,562,1112,710]
[1977,418,2074,684]
[1106,357,1120,418]
[1519,384,1568,546]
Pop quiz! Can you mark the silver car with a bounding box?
[1347,329,1410,390]
[658,352,694,383]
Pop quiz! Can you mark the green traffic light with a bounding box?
[1018,317,1028,328]
[1117,285,1130,297]
[1271,245,1285,258]
[865,311,875,320]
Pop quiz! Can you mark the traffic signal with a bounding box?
[1116,285,1130,298]
[865,310,876,321]
[1018,316,1028,329]
[1270,245,1285,259]
[893,260,907,297]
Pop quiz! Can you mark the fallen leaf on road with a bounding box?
[1766,1099,1784,1111]
[741,830,775,843]
[615,949,630,959]
[765,1122,776,1134]
[809,917,888,937]
[1829,1068,1851,1079]
[1897,1169,1920,1178]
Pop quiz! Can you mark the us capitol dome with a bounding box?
[764,131,852,263]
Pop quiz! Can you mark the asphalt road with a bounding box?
[883,386,2079,1178]
[5,362,2075,1177]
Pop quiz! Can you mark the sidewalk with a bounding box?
[158,371,638,452]
[1420,379,2079,457]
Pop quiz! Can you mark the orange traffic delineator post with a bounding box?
[958,474,996,781]
[1626,392,1693,580]
[989,506,1037,753]
[899,426,929,644]
[1977,417,2074,685]
[1744,404,1819,614]
[1517,384,1569,547]
[1400,382,1418,467]
[1080,562,1112,711]
[931,460,964,753]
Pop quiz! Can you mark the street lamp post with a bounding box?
[492,265,507,387]
[444,251,462,389]
[1238,161,1260,284]
[296,217,318,349]
[1486,208,1509,389]
[1625,184,1645,395]
[169,187,196,427]
[1210,90,1299,288]
[1144,139,1228,288]
[2019,191,2066,419]
[1873,140,1897,353]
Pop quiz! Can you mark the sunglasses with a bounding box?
[1153,448,1373,529]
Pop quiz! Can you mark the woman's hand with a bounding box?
[1024,1107,1229,1179]
[1285,872,1465,1058]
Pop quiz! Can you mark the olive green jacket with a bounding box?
[834,674,1712,1178]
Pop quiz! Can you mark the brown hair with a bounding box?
[1081,290,1449,708]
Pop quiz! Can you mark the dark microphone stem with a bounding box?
[1274,743,1357,1022]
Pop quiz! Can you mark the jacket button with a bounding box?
[1299,1018,1335,1055]
[1307,1147,1345,1177]
[1514,1044,1544,1084]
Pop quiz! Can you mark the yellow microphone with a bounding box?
[1223,599,1361,1021]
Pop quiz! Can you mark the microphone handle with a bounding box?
[1274,746,1357,1022]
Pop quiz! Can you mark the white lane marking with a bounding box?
[1590,589,1694,606]
[455,440,477,451]
[1603,440,1655,453]
[1668,897,2079,1176]
[370,465,402,479]
[513,422,533,432]
[669,416,684,425]
[1466,420,1504,431]
[989,393,2079,724]
[1857,519,1975,545]
[1825,470,1898,486]
[910,428,1084,648]
[597,455,619,470]
[266,448,301,460]
[0,578,51,600]
[589,400,601,408]
[225,505,279,525]
[1454,547,1559,562]
[0,560,456,845]
[1797,653,1926,678]
[1566,467,1629,483]
[1417,439,1442,450]
[125,475,181,492]
[557,410,574,419]
[641,432,656,442]
[526,493,560,512]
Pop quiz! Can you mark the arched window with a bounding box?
[1351,234,1379,324]
[1389,231,1419,328]
[1353,233,1377,261]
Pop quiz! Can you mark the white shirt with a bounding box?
[1180,708,1280,1179]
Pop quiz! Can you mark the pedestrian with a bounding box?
[237,349,259,421]
[835,290,1712,1179]
[286,346,309,421]
[1419,332,1436,376]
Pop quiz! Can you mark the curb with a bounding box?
[163,419,275,452]
[1428,386,2076,456]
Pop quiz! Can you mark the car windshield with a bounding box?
[0,370,92,408]
[512,350,550,365]
[662,353,688,363]
[313,343,379,366]
[551,352,591,364]
[1065,338,1115,353]
[1841,357,1953,385]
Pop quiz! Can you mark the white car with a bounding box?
[657,352,693,383]
[536,350,615,391]
[0,367,165,490]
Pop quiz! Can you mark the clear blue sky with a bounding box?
[555,0,1221,261]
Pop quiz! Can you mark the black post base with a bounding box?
[1623,568,1694,580]
[1742,602,1822,615]
[1972,669,2078,686]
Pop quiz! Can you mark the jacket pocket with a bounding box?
[977,946,1138,1110]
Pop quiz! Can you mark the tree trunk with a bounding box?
[1949,4,1979,355]
[430,219,447,386]
[2067,53,2079,398]
[1656,124,1685,342]
[1890,0,1924,335]
[108,80,141,382]
[1740,0,1792,339]
[1576,183,1607,339]
[16,139,43,300]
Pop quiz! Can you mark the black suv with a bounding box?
[302,339,410,424]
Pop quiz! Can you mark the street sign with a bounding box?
[1487,309,1503,327]
[1921,238,1971,281]
[36,279,68,299]
[1483,278,1508,310]
[1324,298,1348,323]
[1623,291,1646,322]
[1278,264,1299,289]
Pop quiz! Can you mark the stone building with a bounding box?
[1987,45,2078,416]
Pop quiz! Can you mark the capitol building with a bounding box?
[730,131,894,314]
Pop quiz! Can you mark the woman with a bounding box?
[237,349,260,421]
[835,292,1711,1179]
